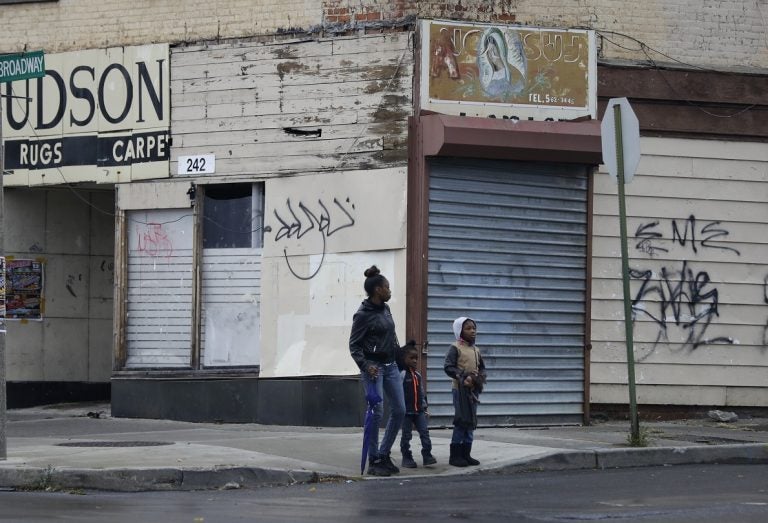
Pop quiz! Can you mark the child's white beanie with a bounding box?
[453,317,475,341]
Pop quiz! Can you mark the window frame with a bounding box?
[201,182,264,250]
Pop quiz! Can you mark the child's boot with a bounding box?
[449,443,468,467]
[463,443,480,466]
[422,450,437,466]
[401,451,417,468]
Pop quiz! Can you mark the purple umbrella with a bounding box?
[361,379,382,474]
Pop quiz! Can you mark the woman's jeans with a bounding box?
[362,362,405,461]
[451,388,474,445]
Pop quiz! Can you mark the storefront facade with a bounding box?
[2,1,766,425]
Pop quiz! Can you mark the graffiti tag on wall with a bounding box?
[635,215,740,257]
[630,261,733,351]
[136,223,174,259]
[270,197,356,280]
[630,215,740,356]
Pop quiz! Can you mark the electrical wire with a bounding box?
[3,23,761,229]
[596,29,762,118]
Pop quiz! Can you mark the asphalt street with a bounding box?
[1,464,766,523]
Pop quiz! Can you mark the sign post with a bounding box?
[0,50,46,460]
[601,98,641,444]
[0,77,4,461]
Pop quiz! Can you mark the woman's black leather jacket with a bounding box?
[349,299,399,372]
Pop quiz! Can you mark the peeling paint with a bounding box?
[272,47,298,60]
[363,80,387,94]
[276,61,307,81]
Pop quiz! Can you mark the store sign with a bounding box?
[1,44,170,186]
[421,20,597,120]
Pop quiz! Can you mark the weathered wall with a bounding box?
[170,32,411,177]
[112,34,412,376]
[260,167,408,377]
[4,188,114,383]
[2,1,765,70]
[591,137,768,406]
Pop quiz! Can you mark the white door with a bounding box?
[200,183,263,367]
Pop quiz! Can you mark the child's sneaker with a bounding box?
[401,453,417,468]
[422,451,437,466]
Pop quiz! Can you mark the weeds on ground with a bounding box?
[627,427,653,447]
[18,465,62,493]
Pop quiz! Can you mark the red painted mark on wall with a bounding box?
[136,223,174,258]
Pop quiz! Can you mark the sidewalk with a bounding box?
[1,403,767,492]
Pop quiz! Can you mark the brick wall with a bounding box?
[0,0,323,52]
[1,1,766,69]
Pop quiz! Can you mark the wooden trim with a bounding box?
[407,115,431,380]
[190,188,202,370]
[113,209,128,370]
[420,113,604,164]
[597,65,768,140]
[598,64,768,105]
[113,368,259,379]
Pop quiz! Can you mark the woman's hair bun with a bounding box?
[364,265,380,278]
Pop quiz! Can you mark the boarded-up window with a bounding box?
[125,209,194,368]
[201,183,264,367]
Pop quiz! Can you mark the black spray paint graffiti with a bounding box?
[271,197,356,280]
[635,215,741,258]
[65,273,83,298]
[630,215,744,354]
[630,261,734,355]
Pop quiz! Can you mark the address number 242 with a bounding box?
[178,154,215,175]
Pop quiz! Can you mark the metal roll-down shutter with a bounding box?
[426,158,589,426]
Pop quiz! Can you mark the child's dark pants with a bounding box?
[400,412,432,456]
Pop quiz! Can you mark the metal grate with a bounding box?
[57,441,174,447]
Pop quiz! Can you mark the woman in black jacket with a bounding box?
[349,265,406,477]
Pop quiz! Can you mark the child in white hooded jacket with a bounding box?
[443,316,486,467]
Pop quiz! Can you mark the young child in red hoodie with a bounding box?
[399,344,437,468]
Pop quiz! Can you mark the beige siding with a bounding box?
[591,137,768,407]
[170,33,412,178]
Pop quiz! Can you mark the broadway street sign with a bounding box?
[0,50,45,83]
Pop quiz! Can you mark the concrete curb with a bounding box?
[0,466,342,492]
[1,444,766,492]
[595,443,768,469]
[491,443,768,475]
